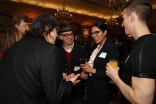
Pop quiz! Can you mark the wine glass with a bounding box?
[80,58,87,78]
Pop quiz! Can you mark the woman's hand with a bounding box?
[80,62,96,74]
[81,71,88,79]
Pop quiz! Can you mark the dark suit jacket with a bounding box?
[88,39,120,94]
[0,37,73,104]
[58,43,89,102]
[58,43,89,76]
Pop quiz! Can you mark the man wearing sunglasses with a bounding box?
[58,23,89,104]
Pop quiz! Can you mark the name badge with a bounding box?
[74,66,80,71]
[99,52,107,59]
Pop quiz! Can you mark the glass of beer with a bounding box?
[108,59,118,84]
[109,59,118,69]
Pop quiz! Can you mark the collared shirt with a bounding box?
[88,44,104,76]
[62,43,74,53]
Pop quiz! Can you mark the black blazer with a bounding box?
[0,37,73,104]
[88,39,120,94]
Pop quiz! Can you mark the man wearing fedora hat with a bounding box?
[58,23,89,104]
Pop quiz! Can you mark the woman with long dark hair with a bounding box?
[81,22,120,104]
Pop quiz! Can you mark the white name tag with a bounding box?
[74,66,80,71]
[99,52,107,59]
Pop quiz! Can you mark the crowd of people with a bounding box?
[0,0,156,104]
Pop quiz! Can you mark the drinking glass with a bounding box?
[108,59,118,84]
[109,59,118,69]
[80,58,87,77]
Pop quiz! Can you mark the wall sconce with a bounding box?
[84,30,89,36]
[84,30,89,38]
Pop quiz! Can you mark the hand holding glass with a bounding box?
[108,59,118,84]
[109,59,118,69]
[80,58,87,78]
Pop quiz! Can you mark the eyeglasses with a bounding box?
[61,33,74,38]
[90,31,100,36]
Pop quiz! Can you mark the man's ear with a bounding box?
[130,12,136,22]
[60,35,63,40]
[45,26,49,31]
[15,24,18,28]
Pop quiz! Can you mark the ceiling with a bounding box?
[9,0,156,19]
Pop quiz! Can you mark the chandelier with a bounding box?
[105,16,118,27]
[55,0,72,24]
[109,0,131,16]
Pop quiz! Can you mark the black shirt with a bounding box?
[122,34,156,104]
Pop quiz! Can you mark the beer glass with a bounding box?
[108,59,118,84]
[109,59,118,69]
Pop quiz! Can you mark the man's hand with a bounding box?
[69,74,81,86]
[62,73,67,80]
[106,63,120,81]
[66,73,75,81]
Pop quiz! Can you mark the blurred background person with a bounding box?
[0,26,19,60]
[10,16,29,40]
[55,35,63,47]
[74,33,82,45]
[0,14,80,104]
[58,23,89,104]
[81,22,120,104]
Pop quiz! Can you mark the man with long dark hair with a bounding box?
[0,14,80,104]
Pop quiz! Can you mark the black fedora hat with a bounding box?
[58,23,75,35]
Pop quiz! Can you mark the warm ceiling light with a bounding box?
[55,0,72,24]
[11,0,110,19]
[109,0,131,16]
[105,16,118,27]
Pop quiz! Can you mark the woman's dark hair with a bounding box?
[0,26,19,52]
[29,14,58,38]
[90,22,107,33]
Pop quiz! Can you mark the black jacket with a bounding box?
[88,39,120,94]
[58,43,89,76]
[0,37,73,104]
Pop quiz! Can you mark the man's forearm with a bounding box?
[113,76,142,104]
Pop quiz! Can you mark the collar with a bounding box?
[62,42,74,53]
[97,41,105,51]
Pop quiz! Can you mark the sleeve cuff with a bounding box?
[132,72,155,79]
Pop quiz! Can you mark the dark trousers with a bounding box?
[85,87,111,104]
[60,82,85,104]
